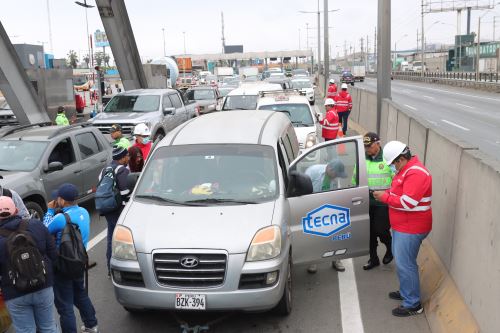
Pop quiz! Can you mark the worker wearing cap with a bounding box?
[326,78,338,98]
[333,83,353,134]
[356,132,394,271]
[55,106,70,126]
[373,141,432,317]
[321,99,339,142]
[110,124,131,149]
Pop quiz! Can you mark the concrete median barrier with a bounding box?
[408,117,429,163]
[396,110,410,144]
[386,102,398,142]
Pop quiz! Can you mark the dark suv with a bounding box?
[340,72,355,85]
[0,122,112,218]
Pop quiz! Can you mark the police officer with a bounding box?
[55,106,69,126]
[360,132,394,270]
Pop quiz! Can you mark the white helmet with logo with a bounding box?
[383,141,408,165]
[329,78,335,84]
[324,98,335,106]
[133,123,151,136]
[341,83,348,90]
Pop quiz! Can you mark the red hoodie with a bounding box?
[133,141,152,161]
[333,90,352,113]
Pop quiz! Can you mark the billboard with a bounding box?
[224,45,243,54]
[94,29,110,48]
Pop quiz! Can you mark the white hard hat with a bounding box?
[329,79,335,84]
[324,98,335,106]
[383,141,407,165]
[341,83,348,89]
[133,123,151,136]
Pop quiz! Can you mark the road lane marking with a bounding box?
[456,103,475,109]
[338,259,365,333]
[404,104,417,111]
[423,95,435,100]
[88,228,108,250]
[398,82,500,102]
[441,119,470,131]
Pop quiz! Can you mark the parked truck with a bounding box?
[239,67,259,79]
[352,66,366,82]
[214,67,234,77]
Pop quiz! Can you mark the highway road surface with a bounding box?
[355,78,500,161]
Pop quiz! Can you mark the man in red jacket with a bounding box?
[333,83,353,134]
[321,98,339,141]
[326,79,338,98]
[133,123,152,160]
[373,141,432,317]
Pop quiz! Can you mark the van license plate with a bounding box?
[175,294,206,310]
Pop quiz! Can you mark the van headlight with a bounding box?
[246,226,281,262]
[112,225,137,261]
[305,132,317,148]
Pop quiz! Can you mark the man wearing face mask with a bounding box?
[372,141,432,317]
[132,123,152,160]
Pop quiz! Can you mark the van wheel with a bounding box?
[274,256,292,316]
[25,201,44,220]
[153,131,165,142]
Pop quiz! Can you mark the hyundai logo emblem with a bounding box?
[180,256,199,268]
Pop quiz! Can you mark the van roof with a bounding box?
[160,110,291,147]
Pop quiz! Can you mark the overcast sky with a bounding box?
[1,0,499,62]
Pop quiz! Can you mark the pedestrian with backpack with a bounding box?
[43,183,99,333]
[0,195,58,333]
[95,146,130,277]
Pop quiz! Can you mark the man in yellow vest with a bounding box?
[55,106,69,126]
[361,132,394,270]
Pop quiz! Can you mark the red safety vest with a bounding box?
[321,107,339,139]
[380,156,432,234]
[326,84,337,98]
[333,91,352,113]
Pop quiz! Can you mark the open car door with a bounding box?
[288,136,370,265]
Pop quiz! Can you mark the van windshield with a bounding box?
[222,95,258,110]
[135,144,278,205]
[104,95,160,112]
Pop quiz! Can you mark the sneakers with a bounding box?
[392,303,423,317]
[307,264,317,274]
[331,260,345,272]
[382,251,394,265]
[81,325,99,333]
[388,291,403,300]
[363,259,380,270]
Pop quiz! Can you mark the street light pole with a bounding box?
[421,0,425,77]
[476,17,481,80]
[324,0,329,95]
[162,28,166,57]
[377,0,391,133]
[75,1,94,68]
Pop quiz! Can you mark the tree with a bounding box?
[94,51,104,67]
[67,50,79,69]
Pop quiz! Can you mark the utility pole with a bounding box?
[324,0,329,95]
[377,0,391,133]
[366,35,370,71]
[360,37,364,67]
[374,27,377,72]
[421,0,425,77]
[221,12,226,54]
[317,0,321,78]
[476,17,481,80]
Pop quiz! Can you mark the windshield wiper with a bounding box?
[135,194,202,206]
[184,198,258,205]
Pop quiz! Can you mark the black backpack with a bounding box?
[94,166,122,215]
[0,220,47,292]
[56,213,88,279]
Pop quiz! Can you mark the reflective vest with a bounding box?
[380,156,432,234]
[55,113,69,126]
[366,158,393,191]
[326,84,337,98]
[333,91,352,113]
[321,108,339,139]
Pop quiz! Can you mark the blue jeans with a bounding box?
[6,287,58,333]
[53,273,97,333]
[392,230,428,308]
[104,209,122,272]
[338,111,351,134]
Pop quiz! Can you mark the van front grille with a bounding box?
[153,252,227,288]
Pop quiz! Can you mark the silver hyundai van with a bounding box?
[110,110,369,315]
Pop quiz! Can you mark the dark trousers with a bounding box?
[369,205,392,262]
[338,111,351,134]
[53,273,97,333]
[104,208,123,272]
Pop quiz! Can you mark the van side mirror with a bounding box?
[286,171,313,197]
[127,172,141,191]
[45,161,63,172]
[163,107,175,115]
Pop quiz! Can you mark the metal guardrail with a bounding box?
[392,71,499,83]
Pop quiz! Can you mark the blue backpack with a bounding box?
[95,165,122,214]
